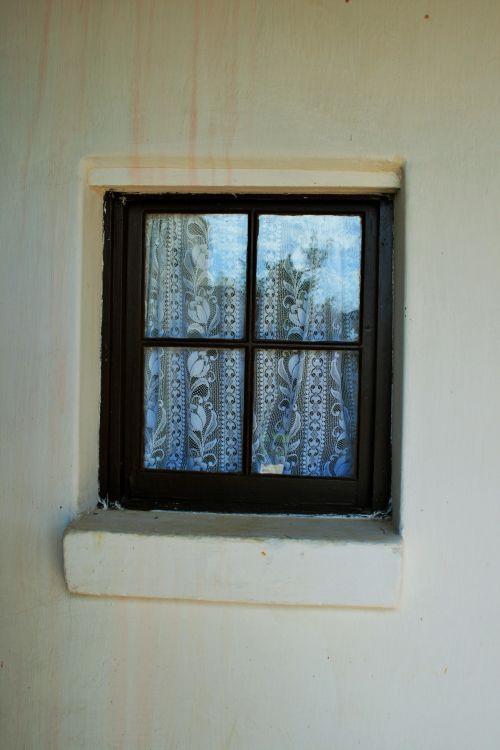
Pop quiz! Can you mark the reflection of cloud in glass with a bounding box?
[202,214,247,287]
[257,215,361,312]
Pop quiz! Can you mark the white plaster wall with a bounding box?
[1,1,499,748]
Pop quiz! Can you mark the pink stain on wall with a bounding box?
[22,0,53,191]
[188,0,201,175]
[131,2,144,149]
[77,0,90,100]
[203,0,241,182]
[224,0,240,184]
[128,0,157,183]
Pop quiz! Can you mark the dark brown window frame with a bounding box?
[100,192,393,515]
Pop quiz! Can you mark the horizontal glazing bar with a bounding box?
[142,338,362,350]
[143,337,248,347]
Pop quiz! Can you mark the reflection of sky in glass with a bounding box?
[257,215,361,312]
[144,213,248,339]
[202,214,247,286]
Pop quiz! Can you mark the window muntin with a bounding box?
[100,194,392,514]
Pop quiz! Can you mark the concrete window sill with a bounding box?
[63,509,402,608]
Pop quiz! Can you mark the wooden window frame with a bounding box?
[99,193,393,515]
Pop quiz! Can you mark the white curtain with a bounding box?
[143,213,359,477]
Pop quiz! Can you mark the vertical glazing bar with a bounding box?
[243,210,257,474]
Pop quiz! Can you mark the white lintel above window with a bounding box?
[84,155,402,194]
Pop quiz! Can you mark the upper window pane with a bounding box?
[144,214,247,339]
[255,215,362,342]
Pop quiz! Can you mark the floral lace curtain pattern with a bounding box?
[143,213,360,477]
[143,214,246,472]
[253,215,360,477]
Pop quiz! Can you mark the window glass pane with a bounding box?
[252,349,358,477]
[144,347,244,472]
[256,215,361,341]
[145,214,247,339]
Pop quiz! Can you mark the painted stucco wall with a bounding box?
[1,1,500,748]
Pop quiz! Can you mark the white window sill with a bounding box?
[64,509,402,608]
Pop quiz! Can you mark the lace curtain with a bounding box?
[143,213,360,477]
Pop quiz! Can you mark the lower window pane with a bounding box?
[144,347,245,472]
[252,349,358,477]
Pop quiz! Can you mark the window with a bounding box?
[100,193,392,514]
